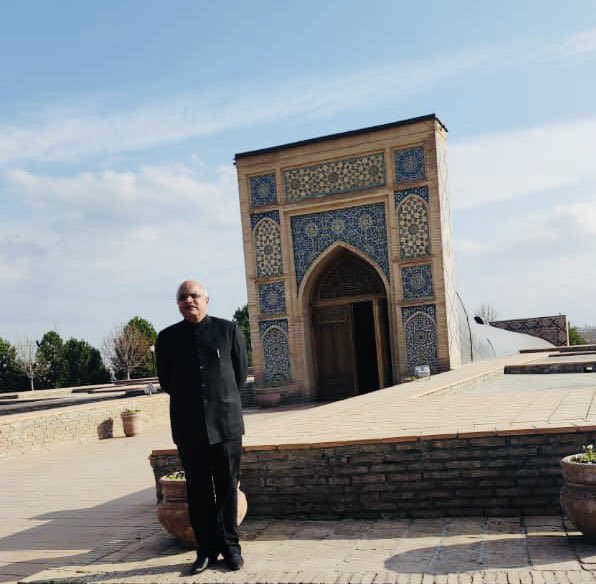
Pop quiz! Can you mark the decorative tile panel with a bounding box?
[394,146,426,182]
[259,319,291,385]
[491,316,568,346]
[250,210,279,230]
[395,185,429,205]
[249,173,277,207]
[396,193,431,260]
[402,304,438,373]
[252,212,283,278]
[259,281,286,314]
[401,263,433,300]
[291,203,389,287]
[284,152,385,202]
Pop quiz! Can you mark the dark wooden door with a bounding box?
[313,304,356,400]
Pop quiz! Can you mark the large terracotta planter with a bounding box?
[560,454,596,538]
[157,477,248,548]
[121,411,142,437]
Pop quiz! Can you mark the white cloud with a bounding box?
[449,117,596,209]
[0,162,247,345]
[0,27,595,165]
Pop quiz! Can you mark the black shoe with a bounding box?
[190,553,218,574]
[224,551,244,571]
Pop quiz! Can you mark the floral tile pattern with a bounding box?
[251,211,283,278]
[395,189,431,260]
[402,304,438,373]
[284,153,385,202]
[259,319,291,385]
[249,173,277,207]
[401,263,433,300]
[394,146,426,182]
[290,203,389,287]
[258,281,286,314]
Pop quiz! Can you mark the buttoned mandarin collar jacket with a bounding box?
[155,315,248,446]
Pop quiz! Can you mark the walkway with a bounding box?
[2,354,596,583]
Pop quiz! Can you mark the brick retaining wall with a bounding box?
[0,394,170,460]
[239,430,596,518]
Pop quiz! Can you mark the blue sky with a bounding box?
[1,1,596,347]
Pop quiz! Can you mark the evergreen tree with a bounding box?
[233,304,252,366]
[36,331,67,389]
[63,338,110,386]
[0,337,26,392]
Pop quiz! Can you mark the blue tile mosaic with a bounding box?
[401,264,433,300]
[396,193,431,260]
[401,304,438,373]
[394,185,429,205]
[259,319,291,385]
[259,281,286,314]
[250,210,280,230]
[290,203,389,287]
[394,146,426,182]
[249,173,277,207]
[284,152,385,202]
[254,217,283,278]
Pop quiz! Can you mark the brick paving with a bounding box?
[2,355,596,583]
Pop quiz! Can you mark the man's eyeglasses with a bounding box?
[178,293,203,302]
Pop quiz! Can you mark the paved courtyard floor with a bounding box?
[3,354,596,584]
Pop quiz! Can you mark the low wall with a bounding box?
[240,430,594,518]
[0,394,170,460]
[149,428,596,518]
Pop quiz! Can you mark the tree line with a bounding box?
[0,308,252,393]
[0,316,157,392]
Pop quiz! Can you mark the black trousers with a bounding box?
[177,438,242,557]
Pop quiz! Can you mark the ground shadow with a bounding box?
[0,487,158,582]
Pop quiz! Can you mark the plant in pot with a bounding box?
[157,470,248,548]
[560,444,596,538]
[121,408,142,437]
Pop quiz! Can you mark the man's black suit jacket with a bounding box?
[155,315,248,446]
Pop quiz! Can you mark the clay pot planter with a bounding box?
[157,475,248,548]
[121,410,142,437]
[560,454,596,538]
[254,388,282,408]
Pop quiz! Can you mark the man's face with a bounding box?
[177,281,209,323]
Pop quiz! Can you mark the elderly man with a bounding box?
[155,280,248,573]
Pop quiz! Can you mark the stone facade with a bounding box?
[235,115,461,401]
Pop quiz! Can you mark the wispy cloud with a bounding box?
[1,27,595,165]
[449,116,596,209]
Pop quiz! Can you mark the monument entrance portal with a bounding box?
[235,114,462,404]
[310,248,391,400]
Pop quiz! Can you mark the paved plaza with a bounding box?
[2,355,596,583]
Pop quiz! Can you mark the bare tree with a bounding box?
[14,336,47,391]
[475,303,499,323]
[102,323,150,380]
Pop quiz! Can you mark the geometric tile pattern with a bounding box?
[250,210,280,230]
[259,319,291,385]
[290,203,389,287]
[395,185,429,205]
[401,304,438,373]
[284,152,385,202]
[490,316,568,347]
[252,212,283,278]
[396,194,431,260]
[249,173,277,207]
[258,281,286,314]
[394,145,426,182]
[401,263,433,300]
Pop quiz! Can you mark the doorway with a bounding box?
[310,250,392,401]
